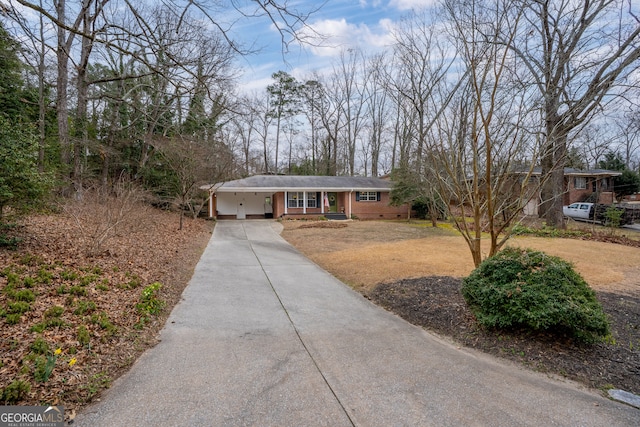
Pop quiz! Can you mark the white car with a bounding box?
[562,202,594,220]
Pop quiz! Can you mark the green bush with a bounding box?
[461,247,610,343]
[77,325,91,347]
[5,313,21,324]
[1,380,31,404]
[73,300,96,315]
[44,305,64,318]
[13,289,35,302]
[136,282,165,316]
[30,337,50,355]
[8,301,30,314]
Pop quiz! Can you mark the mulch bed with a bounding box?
[368,276,640,395]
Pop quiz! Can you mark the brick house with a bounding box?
[520,167,622,215]
[206,175,410,220]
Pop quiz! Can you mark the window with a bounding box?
[307,193,317,208]
[358,191,378,201]
[574,177,586,189]
[287,192,304,208]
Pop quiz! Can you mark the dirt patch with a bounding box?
[297,221,348,229]
[281,220,640,396]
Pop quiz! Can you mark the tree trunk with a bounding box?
[37,8,46,172]
[540,112,567,228]
[56,0,70,171]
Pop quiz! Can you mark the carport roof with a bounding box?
[210,175,393,193]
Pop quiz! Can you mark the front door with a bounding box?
[237,200,246,219]
[327,192,338,213]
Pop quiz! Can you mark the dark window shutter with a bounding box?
[355,191,360,201]
[377,192,381,202]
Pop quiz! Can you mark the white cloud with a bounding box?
[295,17,395,58]
[389,0,438,11]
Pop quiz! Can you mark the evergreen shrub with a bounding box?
[461,247,609,343]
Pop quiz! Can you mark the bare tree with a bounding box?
[432,0,544,267]
[388,10,457,173]
[9,0,320,190]
[154,135,233,229]
[506,0,640,227]
[363,53,391,177]
[334,49,366,176]
[316,72,347,175]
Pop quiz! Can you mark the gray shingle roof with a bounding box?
[213,175,393,192]
[515,167,622,177]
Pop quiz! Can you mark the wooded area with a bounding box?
[1,0,639,243]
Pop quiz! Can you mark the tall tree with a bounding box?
[266,71,300,174]
[335,49,366,176]
[363,53,391,177]
[508,0,640,227]
[300,79,323,174]
[389,10,457,174]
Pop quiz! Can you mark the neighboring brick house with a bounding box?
[563,168,621,205]
[206,175,410,220]
[520,167,622,215]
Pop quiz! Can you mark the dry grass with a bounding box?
[281,220,640,295]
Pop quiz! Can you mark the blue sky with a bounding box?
[229,0,436,92]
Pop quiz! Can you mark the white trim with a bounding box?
[303,191,307,214]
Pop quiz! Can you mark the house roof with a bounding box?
[210,175,393,193]
[518,167,622,177]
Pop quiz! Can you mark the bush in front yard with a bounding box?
[461,247,609,343]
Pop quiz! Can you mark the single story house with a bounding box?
[519,167,622,215]
[205,175,410,220]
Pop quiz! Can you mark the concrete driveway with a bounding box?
[76,220,638,426]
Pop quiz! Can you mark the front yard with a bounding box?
[281,220,640,396]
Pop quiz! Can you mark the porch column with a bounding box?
[321,191,325,214]
[303,191,307,214]
[348,190,352,219]
[284,191,288,215]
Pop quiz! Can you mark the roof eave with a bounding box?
[214,186,390,193]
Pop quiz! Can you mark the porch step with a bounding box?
[325,212,348,220]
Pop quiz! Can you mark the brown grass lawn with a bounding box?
[280,220,640,295]
[281,219,640,395]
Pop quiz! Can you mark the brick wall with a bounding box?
[350,191,409,220]
[274,191,410,220]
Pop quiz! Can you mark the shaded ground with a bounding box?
[281,220,640,396]
[0,207,213,416]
